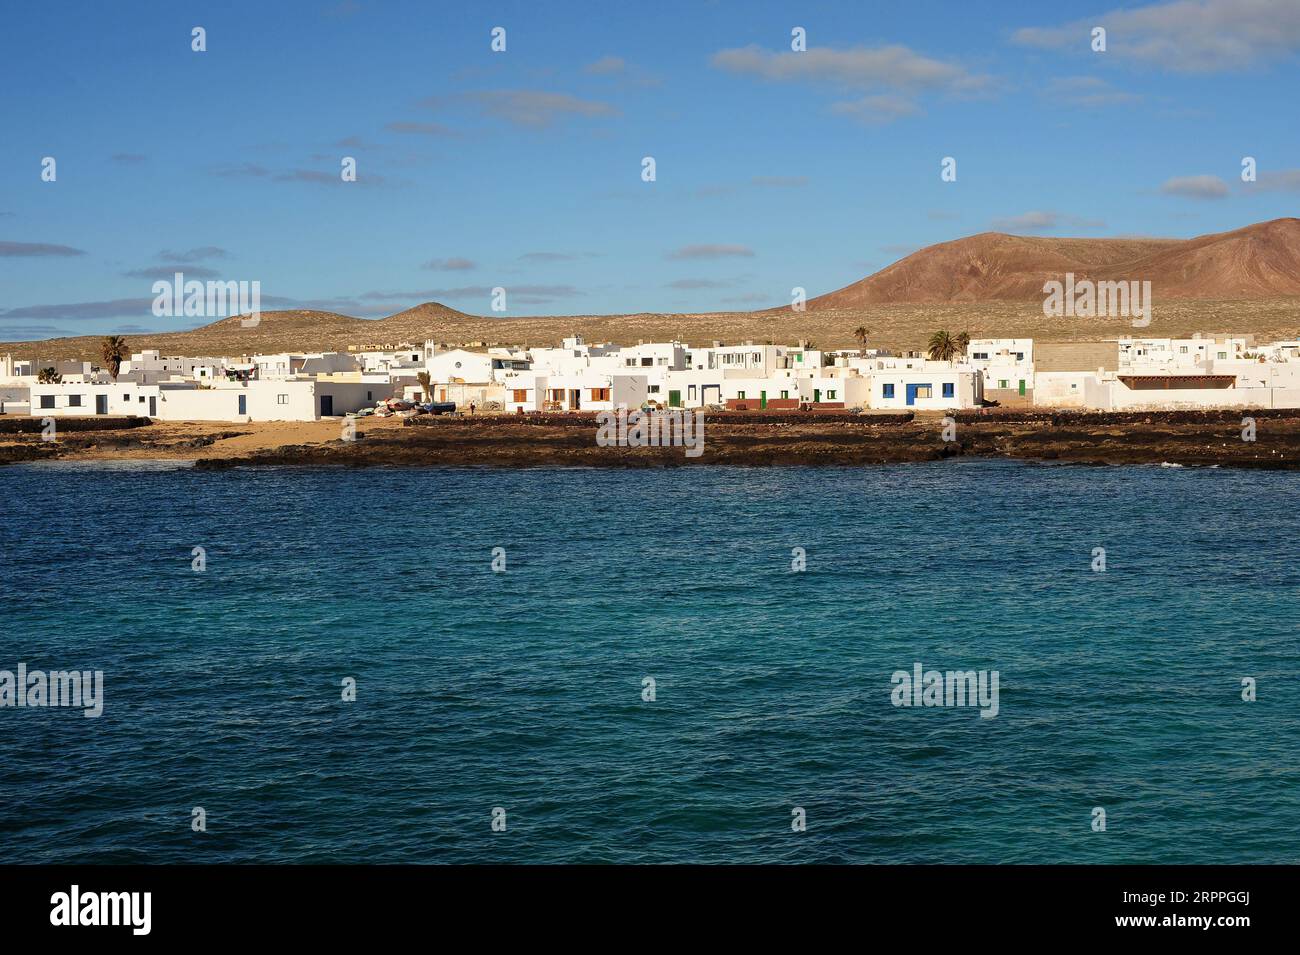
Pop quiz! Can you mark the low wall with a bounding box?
[955,408,1300,426]
[0,416,152,434]
[407,410,915,427]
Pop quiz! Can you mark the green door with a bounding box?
[668,390,681,408]
[813,389,821,403]
[759,390,767,409]
[1018,379,1026,396]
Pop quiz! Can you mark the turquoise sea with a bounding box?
[1,459,1297,864]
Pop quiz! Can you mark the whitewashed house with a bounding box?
[967,339,1034,401]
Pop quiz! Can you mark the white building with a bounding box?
[503,371,645,413]
[27,378,374,421]
[967,339,1034,400]
[1117,336,1249,370]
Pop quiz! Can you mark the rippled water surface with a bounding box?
[1,459,1297,863]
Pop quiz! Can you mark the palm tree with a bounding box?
[953,331,970,360]
[37,367,62,384]
[101,335,127,381]
[416,371,432,402]
[853,326,869,355]
[927,330,956,362]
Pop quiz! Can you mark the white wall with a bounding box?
[868,370,981,410]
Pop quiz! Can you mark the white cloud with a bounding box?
[585,56,625,75]
[666,244,755,260]
[711,43,992,125]
[427,90,619,128]
[990,211,1108,232]
[1045,76,1141,107]
[1160,175,1230,198]
[711,44,991,92]
[423,257,477,271]
[830,94,919,124]
[1254,169,1300,192]
[1013,0,1300,72]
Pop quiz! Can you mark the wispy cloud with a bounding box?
[751,175,809,187]
[1160,175,1229,199]
[1253,169,1300,192]
[122,266,221,280]
[212,163,389,186]
[582,55,661,86]
[520,251,578,262]
[1012,0,1300,72]
[666,244,755,260]
[721,292,774,305]
[711,43,993,122]
[990,211,1108,232]
[0,298,155,321]
[666,278,733,289]
[158,246,228,263]
[359,284,585,304]
[0,323,73,340]
[386,120,456,136]
[585,55,625,75]
[830,93,919,124]
[1045,76,1141,107]
[213,162,271,178]
[0,241,86,257]
[424,90,619,128]
[423,257,477,271]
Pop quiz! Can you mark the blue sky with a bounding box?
[1,0,1298,340]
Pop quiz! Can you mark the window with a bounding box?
[367,391,372,400]
[277,394,288,405]
[590,388,611,401]
[512,389,528,402]
[1218,352,1227,359]
[39,395,55,409]
[737,391,746,400]
[780,390,789,399]
[828,390,837,400]
[648,384,659,393]
[882,384,895,398]
[942,383,955,398]
[139,396,146,403]
[998,379,1008,389]
[795,354,803,363]
[1180,346,1188,354]
[641,357,653,367]
[69,394,82,407]
[915,385,933,399]
[973,352,988,360]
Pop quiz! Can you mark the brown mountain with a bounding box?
[806,218,1300,309]
[5,220,1300,363]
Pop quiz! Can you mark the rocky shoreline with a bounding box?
[3,410,1299,470]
